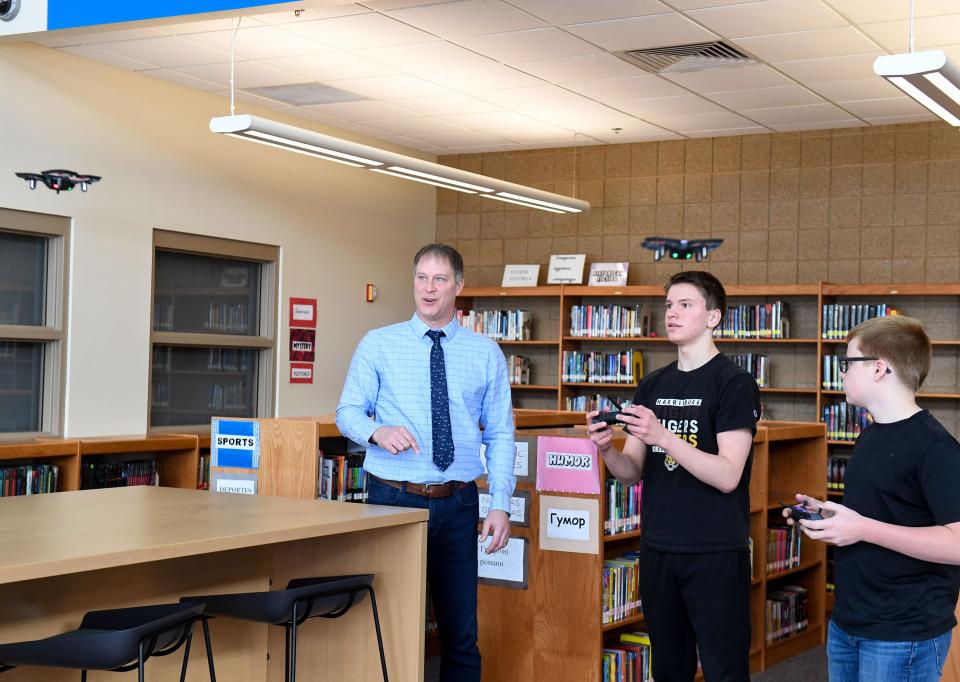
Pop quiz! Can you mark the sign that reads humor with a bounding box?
[546,507,591,541]
[536,436,600,494]
[547,254,586,284]
[588,261,629,287]
[539,495,599,555]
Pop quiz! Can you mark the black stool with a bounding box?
[0,601,216,682]
[183,574,387,682]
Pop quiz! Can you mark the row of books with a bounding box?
[197,454,211,490]
[730,353,769,388]
[822,355,846,391]
[0,463,59,497]
[569,304,651,339]
[80,460,158,489]
[317,452,366,502]
[713,302,790,339]
[821,303,898,339]
[565,394,633,412]
[208,382,249,411]
[827,455,849,491]
[602,632,652,682]
[822,402,872,441]
[203,302,251,334]
[456,309,531,341]
[605,478,642,536]
[765,586,809,643]
[602,552,642,625]
[561,350,642,384]
[767,524,802,575]
[506,354,531,385]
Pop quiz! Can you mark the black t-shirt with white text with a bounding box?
[631,354,761,553]
[833,410,960,640]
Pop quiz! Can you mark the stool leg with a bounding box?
[139,640,146,682]
[80,672,87,682]
[201,617,217,682]
[365,586,389,682]
[284,625,291,682]
[290,602,299,682]
[179,631,193,682]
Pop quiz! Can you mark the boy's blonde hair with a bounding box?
[846,315,931,392]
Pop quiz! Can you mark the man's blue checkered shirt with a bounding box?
[336,313,516,513]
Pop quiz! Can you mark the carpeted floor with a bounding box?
[425,642,829,681]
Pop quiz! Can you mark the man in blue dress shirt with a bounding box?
[336,243,515,682]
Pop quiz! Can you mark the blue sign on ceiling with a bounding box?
[48,1,291,31]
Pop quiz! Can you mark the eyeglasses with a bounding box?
[837,356,879,373]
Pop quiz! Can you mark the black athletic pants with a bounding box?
[638,545,751,682]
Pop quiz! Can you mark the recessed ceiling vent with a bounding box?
[244,82,366,106]
[615,41,756,74]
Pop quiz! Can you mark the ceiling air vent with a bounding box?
[615,41,756,74]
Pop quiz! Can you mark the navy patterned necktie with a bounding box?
[426,330,454,471]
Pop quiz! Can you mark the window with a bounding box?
[150,231,277,429]
[0,208,68,437]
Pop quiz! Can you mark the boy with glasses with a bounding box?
[788,315,960,681]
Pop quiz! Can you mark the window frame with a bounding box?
[0,208,69,440]
[149,230,278,432]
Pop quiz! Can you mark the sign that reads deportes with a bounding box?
[211,418,261,469]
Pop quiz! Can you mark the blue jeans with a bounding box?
[828,619,953,682]
[366,474,480,682]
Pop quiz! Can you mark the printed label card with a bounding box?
[535,435,600,494]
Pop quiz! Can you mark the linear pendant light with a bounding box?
[874,50,960,126]
[210,114,590,214]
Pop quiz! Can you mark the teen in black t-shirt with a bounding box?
[588,272,761,682]
[788,316,960,682]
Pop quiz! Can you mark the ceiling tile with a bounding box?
[209,88,295,111]
[639,110,756,132]
[662,64,791,92]
[454,28,599,63]
[32,35,83,48]
[617,94,725,118]
[664,63,793,91]
[686,0,846,39]
[170,61,305,89]
[666,0,760,8]
[740,102,859,126]
[515,52,643,83]
[59,45,157,71]
[564,74,687,101]
[358,42,542,90]
[820,0,959,24]
[325,74,453,99]
[563,13,718,52]
[384,0,547,38]
[573,119,673,139]
[260,53,397,81]
[358,117,472,135]
[769,119,863,131]
[89,36,230,69]
[838,97,929,117]
[506,0,669,24]
[284,13,437,49]
[385,93,504,116]
[707,84,824,109]
[858,15,960,52]
[252,5,371,23]
[63,27,168,44]
[157,18,239,35]
[863,113,937,125]
[139,68,222,91]
[182,26,333,59]
[438,110,551,130]
[588,129,680,143]
[304,100,425,121]
[733,27,881,63]
[408,130,512,148]
[685,126,770,138]
[773,52,885,82]
[495,126,583,143]
[362,0,460,10]
[807,77,902,101]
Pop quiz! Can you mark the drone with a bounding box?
[641,236,723,262]
[15,170,102,194]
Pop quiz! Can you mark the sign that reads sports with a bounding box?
[211,418,261,469]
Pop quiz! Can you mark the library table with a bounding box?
[0,486,427,681]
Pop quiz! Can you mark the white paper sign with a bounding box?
[479,493,528,524]
[588,262,629,286]
[480,441,530,477]
[477,536,526,584]
[546,507,591,541]
[292,304,314,321]
[502,264,540,287]
[545,451,594,471]
[212,472,258,495]
[547,254,586,284]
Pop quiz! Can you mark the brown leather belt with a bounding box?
[369,474,471,499]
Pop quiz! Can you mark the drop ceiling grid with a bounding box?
[32,0,960,153]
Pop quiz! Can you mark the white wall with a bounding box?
[0,43,437,437]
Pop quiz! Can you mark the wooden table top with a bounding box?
[0,486,427,585]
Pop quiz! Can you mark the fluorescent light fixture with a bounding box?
[874,50,960,127]
[210,114,591,214]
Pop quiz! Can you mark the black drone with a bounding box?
[642,236,723,262]
[15,170,102,194]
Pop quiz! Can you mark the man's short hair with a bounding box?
[413,243,464,282]
[847,315,931,392]
[664,271,727,317]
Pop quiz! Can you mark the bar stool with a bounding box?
[183,574,387,682]
[0,601,215,682]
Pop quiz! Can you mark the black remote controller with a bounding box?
[787,504,823,522]
[592,411,622,427]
